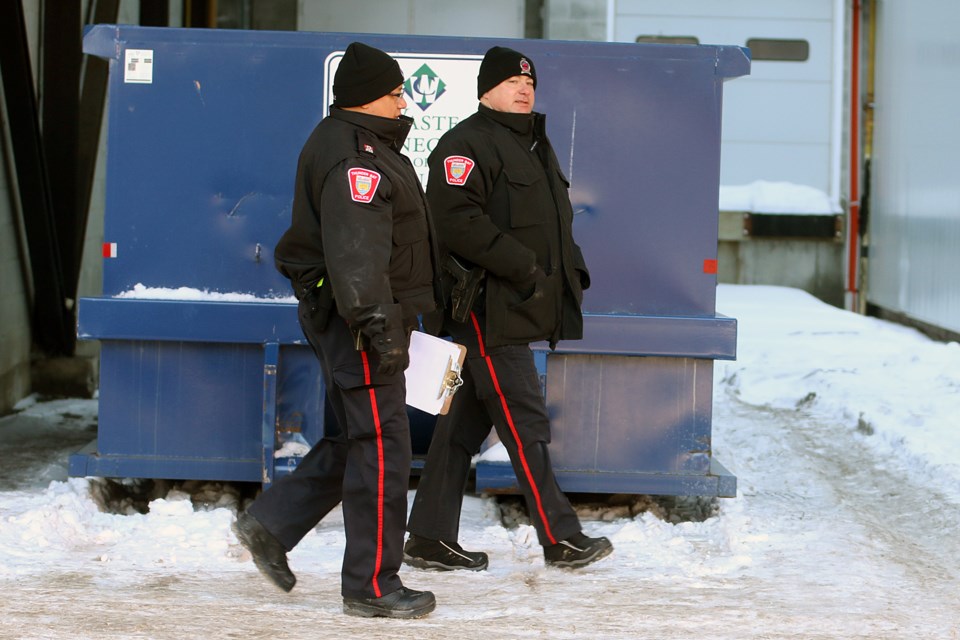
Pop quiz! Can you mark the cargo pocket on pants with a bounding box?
[331,363,394,440]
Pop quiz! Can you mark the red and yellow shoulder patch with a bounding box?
[347,167,382,203]
[443,155,476,186]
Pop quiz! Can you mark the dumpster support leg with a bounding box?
[261,342,280,485]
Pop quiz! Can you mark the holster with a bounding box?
[300,278,335,333]
[443,254,486,323]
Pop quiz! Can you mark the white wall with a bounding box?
[299,0,525,37]
[544,0,607,41]
[867,0,960,334]
[608,0,842,203]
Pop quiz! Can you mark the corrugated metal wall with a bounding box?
[609,0,840,202]
[299,0,525,37]
[868,0,960,334]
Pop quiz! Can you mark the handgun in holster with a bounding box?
[443,254,486,323]
[299,276,335,333]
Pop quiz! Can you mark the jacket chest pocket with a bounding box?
[390,215,431,284]
[393,215,428,246]
[504,168,548,228]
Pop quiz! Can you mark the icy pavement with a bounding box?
[2,397,958,639]
[1,285,959,639]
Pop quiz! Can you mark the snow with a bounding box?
[115,282,296,303]
[719,180,842,214]
[2,284,959,639]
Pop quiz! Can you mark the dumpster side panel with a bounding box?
[101,40,320,297]
[545,354,714,475]
[539,55,725,317]
[97,341,263,461]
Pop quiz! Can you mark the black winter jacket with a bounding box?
[426,104,589,348]
[275,108,442,340]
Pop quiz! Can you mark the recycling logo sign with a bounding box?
[404,64,447,111]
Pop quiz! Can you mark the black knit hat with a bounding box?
[333,42,404,107]
[477,46,537,99]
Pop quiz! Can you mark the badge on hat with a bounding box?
[443,155,476,186]
[520,58,532,75]
[348,167,382,203]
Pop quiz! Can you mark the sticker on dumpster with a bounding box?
[124,49,154,84]
[103,242,118,258]
[347,168,381,203]
[443,156,475,186]
[703,258,718,274]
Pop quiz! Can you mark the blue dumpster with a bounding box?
[70,25,745,496]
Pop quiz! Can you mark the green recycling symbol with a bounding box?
[404,64,447,111]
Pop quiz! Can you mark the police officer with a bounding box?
[233,42,442,619]
[405,46,613,570]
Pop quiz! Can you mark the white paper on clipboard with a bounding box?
[404,331,467,415]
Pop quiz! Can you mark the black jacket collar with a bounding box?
[478,103,540,136]
[330,107,413,152]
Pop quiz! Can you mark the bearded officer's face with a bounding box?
[481,75,535,114]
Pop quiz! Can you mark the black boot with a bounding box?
[343,586,436,619]
[232,511,296,592]
[403,534,489,571]
[543,532,613,569]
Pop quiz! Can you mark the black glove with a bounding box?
[372,329,409,376]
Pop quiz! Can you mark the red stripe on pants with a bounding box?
[361,351,386,598]
[469,313,557,545]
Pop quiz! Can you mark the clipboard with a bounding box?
[404,331,467,415]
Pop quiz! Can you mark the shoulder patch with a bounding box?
[347,168,382,203]
[443,155,476,186]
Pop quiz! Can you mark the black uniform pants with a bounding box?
[248,310,411,600]
[407,310,581,547]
